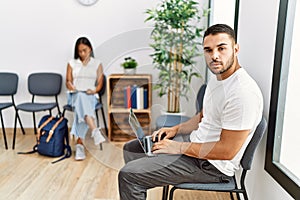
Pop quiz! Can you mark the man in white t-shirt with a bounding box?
[118,24,263,200]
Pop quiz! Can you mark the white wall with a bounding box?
[238,0,293,199]
[0,0,207,129]
[0,0,156,128]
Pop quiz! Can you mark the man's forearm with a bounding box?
[179,129,250,160]
[174,113,202,134]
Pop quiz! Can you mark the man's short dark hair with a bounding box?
[203,24,236,43]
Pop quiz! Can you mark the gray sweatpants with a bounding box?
[118,134,230,200]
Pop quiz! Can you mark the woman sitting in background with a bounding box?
[66,36,106,161]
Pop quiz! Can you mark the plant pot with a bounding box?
[156,111,190,129]
[161,110,186,116]
[124,68,136,74]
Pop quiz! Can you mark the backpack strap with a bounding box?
[37,116,54,134]
[37,116,54,143]
[51,145,72,164]
[46,117,64,143]
[17,144,38,155]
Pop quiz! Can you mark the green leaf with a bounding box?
[145,0,207,107]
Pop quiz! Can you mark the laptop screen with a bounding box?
[128,108,145,141]
[128,108,157,156]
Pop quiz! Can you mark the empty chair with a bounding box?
[0,73,24,149]
[62,75,108,150]
[13,72,62,149]
[162,117,267,200]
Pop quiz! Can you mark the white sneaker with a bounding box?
[91,128,106,145]
[75,144,86,161]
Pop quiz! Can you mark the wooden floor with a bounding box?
[0,128,234,200]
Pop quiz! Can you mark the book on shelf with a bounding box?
[143,88,148,109]
[136,87,143,109]
[123,86,131,108]
[123,85,148,109]
[131,85,137,109]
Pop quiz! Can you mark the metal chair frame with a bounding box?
[13,72,62,149]
[0,73,25,149]
[162,117,267,200]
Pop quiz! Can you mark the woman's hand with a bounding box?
[152,127,178,142]
[67,81,76,91]
[86,89,96,95]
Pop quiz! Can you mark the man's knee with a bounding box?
[118,166,132,199]
[123,139,139,152]
[123,139,144,163]
[118,166,147,200]
[118,167,127,184]
[118,164,137,186]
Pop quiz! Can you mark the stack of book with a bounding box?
[124,85,148,109]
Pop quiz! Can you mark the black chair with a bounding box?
[13,72,62,149]
[62,75,108,150]
[162,117,267,200]
[0,73,25,149]
[156,83,207,129]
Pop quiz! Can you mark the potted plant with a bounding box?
[145,0,208,113]
[121,57,138,74]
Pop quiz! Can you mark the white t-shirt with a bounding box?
[190,68,263,176]
[68,57,101,91]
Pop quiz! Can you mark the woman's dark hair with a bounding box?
[74,37,94,59]
[203,24,236,43]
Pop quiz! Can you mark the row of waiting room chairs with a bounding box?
[0,72,107,150]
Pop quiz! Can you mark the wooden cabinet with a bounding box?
[107,74,152,141]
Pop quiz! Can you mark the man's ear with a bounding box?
[234,44,240,54]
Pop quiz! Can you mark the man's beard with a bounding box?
[210,54,235,75]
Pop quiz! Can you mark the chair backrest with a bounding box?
[0,72,18,96]
[241,117,267,170]
[195,83,207,113]
[98,75,106,97]
[28,73,62,96]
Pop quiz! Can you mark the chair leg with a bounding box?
[62,108,66,117]
[236,192,241,200]
[229,192,234,200]
[16,111,25,135]
[242,191,248,200]
[95,110,100,127]
[100,107,108,136]
[56,105,61,116]
[0,111,8,149]
[33,112,37,135]
[95,110,104,151]
[162,185,169,200]
[168,187,176,200]
[12,112,18,149]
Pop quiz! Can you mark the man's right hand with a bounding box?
[152,127,178,142]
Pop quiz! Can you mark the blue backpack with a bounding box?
[18,115,72,164]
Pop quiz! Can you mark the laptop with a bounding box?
[128,108,156,156]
